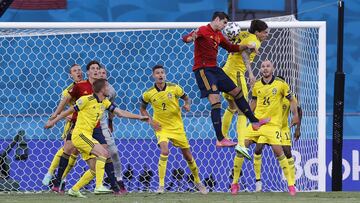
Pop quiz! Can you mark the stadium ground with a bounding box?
[0,192,359,203]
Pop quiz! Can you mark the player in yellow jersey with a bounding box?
[42,64,83,186]
[45,79,149,198]
[253,76,303,192]
[140,65,207,194]
[222,20,269,159]
[230,60,299,196]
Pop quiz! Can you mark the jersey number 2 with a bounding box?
[162,103,166,111]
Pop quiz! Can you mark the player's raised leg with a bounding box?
[222,100,236,140]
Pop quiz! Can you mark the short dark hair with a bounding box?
[152,65,164,72]
[249,19,268,34]
[92,78,107,93]
[69,64,80,73]
[212,11,230,21]
[86,60,101,71]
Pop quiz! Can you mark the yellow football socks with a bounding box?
[158,154,168,187]
[95,156,107,188]
[62,153,77,179]
[187,158,200,184]
[288,157,296,186]
[48,147,64,175]
[232,153,244,184]
[236,114,247,147]
[222,107,236,139]
[72,170,95,191]
[277,154,293,186]
[254,154,262,181]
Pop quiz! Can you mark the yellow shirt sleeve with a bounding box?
[142,91,150,104]
[74,96,89,111]
[282,82,292,99]
[174,84,185,98]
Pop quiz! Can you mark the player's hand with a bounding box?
[291,115,299,127]
[294,127,301,141]
[151,120,161,131]
[182,104,191,112]
[44,120,55,129]
[246,43,259,54]
[189,28,198,42]
[65,115,72,121]
[249,73,256,87]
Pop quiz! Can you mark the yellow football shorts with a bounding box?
[71,130,98,161]
[155,130,190,149]
[222,71,248,101]
[281,127,291,146]
[246,125,282,145]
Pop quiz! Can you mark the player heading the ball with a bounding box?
[182,11,270,148]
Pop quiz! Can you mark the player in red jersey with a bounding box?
[182,12,270,149]
[49,61,99,192]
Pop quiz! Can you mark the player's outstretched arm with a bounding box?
[182,28,199,43]
[45,106,75,129]
[181,94,191,112]
[250,98,257,111]
[294,105,303,141]
[113,108,149,121]
[49,95,71,120]
[140,101,161,131]
[241,51,256,87]
[289,97,299,127]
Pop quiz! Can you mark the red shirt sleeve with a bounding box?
[182,26,203,43]
[219,33,240,52]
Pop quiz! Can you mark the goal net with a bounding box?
[0,19,326,192]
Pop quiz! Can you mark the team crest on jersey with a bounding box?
[167,93,172,99]
[283,104,287,110]
[272,88,277,95]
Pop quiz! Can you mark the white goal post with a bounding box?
[0,21,326,192]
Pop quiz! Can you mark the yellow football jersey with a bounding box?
[281,96,291,131]
[252,76,292,128]
[72,94,115,135]
[223,31,261,74]
[142,82,185,132]
[61,83,76,105]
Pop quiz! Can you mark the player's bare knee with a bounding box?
[282,147,292,158]
[208,94,220,104]
[181,149,193,161]
[63,142,74,154]
[228,87,240,97]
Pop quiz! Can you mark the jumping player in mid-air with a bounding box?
[182,11,270,149]
[222,19,269,159]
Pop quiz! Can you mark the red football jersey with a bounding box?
[68,80,93,122]
[182,24,240,71]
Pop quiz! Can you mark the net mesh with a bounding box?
[0,18,321,192]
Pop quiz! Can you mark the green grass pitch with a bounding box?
[1,192,360,203]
